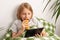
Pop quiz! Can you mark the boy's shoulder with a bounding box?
[31,17,39,24]
[13,19,21,24]
[31,17,43,24]
[32,17,39,22]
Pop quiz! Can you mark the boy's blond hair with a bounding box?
[17,3,33,20]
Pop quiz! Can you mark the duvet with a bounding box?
[2,17,60,40]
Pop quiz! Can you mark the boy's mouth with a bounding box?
[25,19,29,20]
[24,18,29,20]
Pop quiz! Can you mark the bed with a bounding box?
[2,17,60,40]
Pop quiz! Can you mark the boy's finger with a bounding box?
[40,33,42,36]
[35,34,37,37]
[36,33,40,37]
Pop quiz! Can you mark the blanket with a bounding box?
[2,17,60,40]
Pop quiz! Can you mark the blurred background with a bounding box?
[0,0,60,38]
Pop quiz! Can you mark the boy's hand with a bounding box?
[22,20,29,30]
[40,29,47,36]
[35,29,47,37]
[15,20,29,37]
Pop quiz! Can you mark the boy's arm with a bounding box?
[12,20,29,38]
[12,24,25,38]
[12,27,25,38]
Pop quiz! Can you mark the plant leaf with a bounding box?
[50,0,60,11]
[43,0,51,12]
[55,6,60,22]
[52,8,57,18]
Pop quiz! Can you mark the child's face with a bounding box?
[20,8,32,21]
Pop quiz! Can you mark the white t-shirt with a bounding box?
[10,17,43,33]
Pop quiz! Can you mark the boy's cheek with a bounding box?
[28,16,32,19]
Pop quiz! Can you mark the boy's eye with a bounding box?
[28,13,30,15]
[22,13,26,15]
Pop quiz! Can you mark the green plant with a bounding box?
[43,0,60,23]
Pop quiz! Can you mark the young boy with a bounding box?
[10,2,47,38]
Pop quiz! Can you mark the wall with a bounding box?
[0,0,60,38]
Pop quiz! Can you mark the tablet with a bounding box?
[25,27,44,37]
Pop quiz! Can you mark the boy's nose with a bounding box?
[25,16,28,19]
[25,15,27,17]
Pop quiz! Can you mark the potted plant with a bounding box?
[43,0,60,23]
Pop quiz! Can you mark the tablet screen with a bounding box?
[25,27,44,37]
